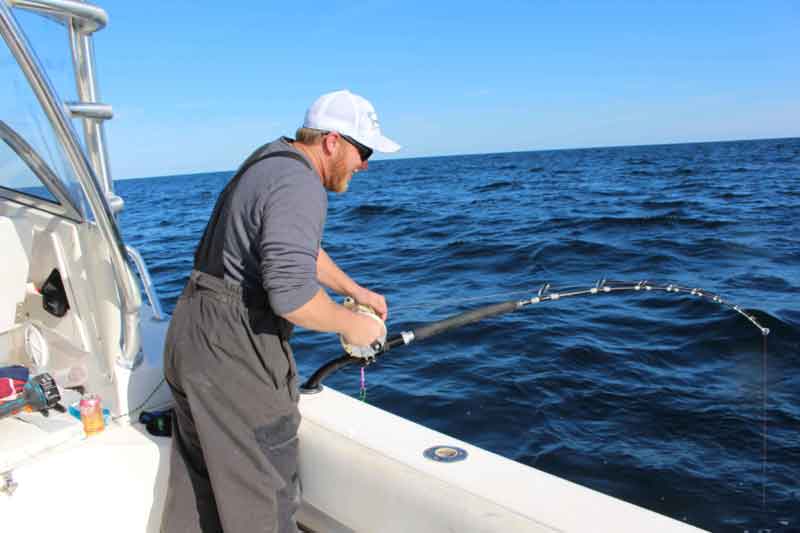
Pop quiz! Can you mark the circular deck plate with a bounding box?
[423,445,468,463]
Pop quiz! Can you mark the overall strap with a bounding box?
[238,146,311,176]
[194,146,313,275]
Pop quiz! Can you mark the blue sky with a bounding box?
[17,1,799,179]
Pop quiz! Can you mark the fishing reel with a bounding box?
[339,297,387,361]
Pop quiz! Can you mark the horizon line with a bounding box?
[115,134,799,181]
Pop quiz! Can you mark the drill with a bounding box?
[0,373,61,419]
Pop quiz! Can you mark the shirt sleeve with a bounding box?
[257,169,327,316]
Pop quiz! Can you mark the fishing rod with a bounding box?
[300,279,770,393]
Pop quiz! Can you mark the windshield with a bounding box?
[0,6,88,220]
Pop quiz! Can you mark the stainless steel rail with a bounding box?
[9,0,122,214]
[0,120,83,221]
[7,0,106,33]
[66,102,112,120]
[126,245,165,321]
[1,2,142,370]
[67,11,121,214]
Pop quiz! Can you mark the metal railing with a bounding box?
[0,120,83,221]
[126,246,165,322]
[1,1,144,369]
[7,0,106,32]
[8,0,122,214]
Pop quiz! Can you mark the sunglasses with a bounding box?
[340,134,373,162]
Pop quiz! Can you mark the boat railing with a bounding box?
[0,120,83,220]
[9,0,168,324]
[7,0,106,32]
[8,0,122,214]
[2,1,144,369]
[126,246,165,321]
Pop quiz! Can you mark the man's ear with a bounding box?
[322,132,339,156]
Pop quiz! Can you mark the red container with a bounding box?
[79,393,105,436]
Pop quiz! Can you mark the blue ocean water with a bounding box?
[117,137,799,532]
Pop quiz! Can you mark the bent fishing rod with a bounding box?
[300,279,770,393]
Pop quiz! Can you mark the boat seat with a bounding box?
[0,215,34,334]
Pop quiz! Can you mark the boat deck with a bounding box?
[0,388,84,473]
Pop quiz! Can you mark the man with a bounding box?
[162,89,401,533]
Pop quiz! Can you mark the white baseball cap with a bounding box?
[303,90,401,153]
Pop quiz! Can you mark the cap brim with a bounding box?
[359,133,401,153]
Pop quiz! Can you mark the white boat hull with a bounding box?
[1,383,706,533]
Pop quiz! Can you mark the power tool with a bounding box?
[0,373,61,419]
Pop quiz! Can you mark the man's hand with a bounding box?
[283,288,387,347]
[351,286,388,321]
[342,312,386,347]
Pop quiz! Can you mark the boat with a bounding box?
[0,2,707,531]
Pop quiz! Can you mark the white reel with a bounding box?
[339,297,387,360]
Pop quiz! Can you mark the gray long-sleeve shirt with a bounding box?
[196,137,327,316]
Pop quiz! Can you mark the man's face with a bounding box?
[327,136,368,193]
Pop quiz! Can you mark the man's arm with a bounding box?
[316,247,359,297]
[283,288,383,346]
[253,163,384,345]
[317,247,388,320]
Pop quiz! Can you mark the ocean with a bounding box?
[117,137,799,532]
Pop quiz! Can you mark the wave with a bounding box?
[683,238,755,259]
[715,191,752,200]
[442,239,519,259]
[346,204,418,218]
[472,180,519,192]
[671,167,696,177]
[724,273,796,292]
[554,169,582,176]
[548,214,731,232]
[640,200,695,210]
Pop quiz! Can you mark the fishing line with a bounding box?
[359,367,367,402]
[111,377,167,422]
[762,334,768,511]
